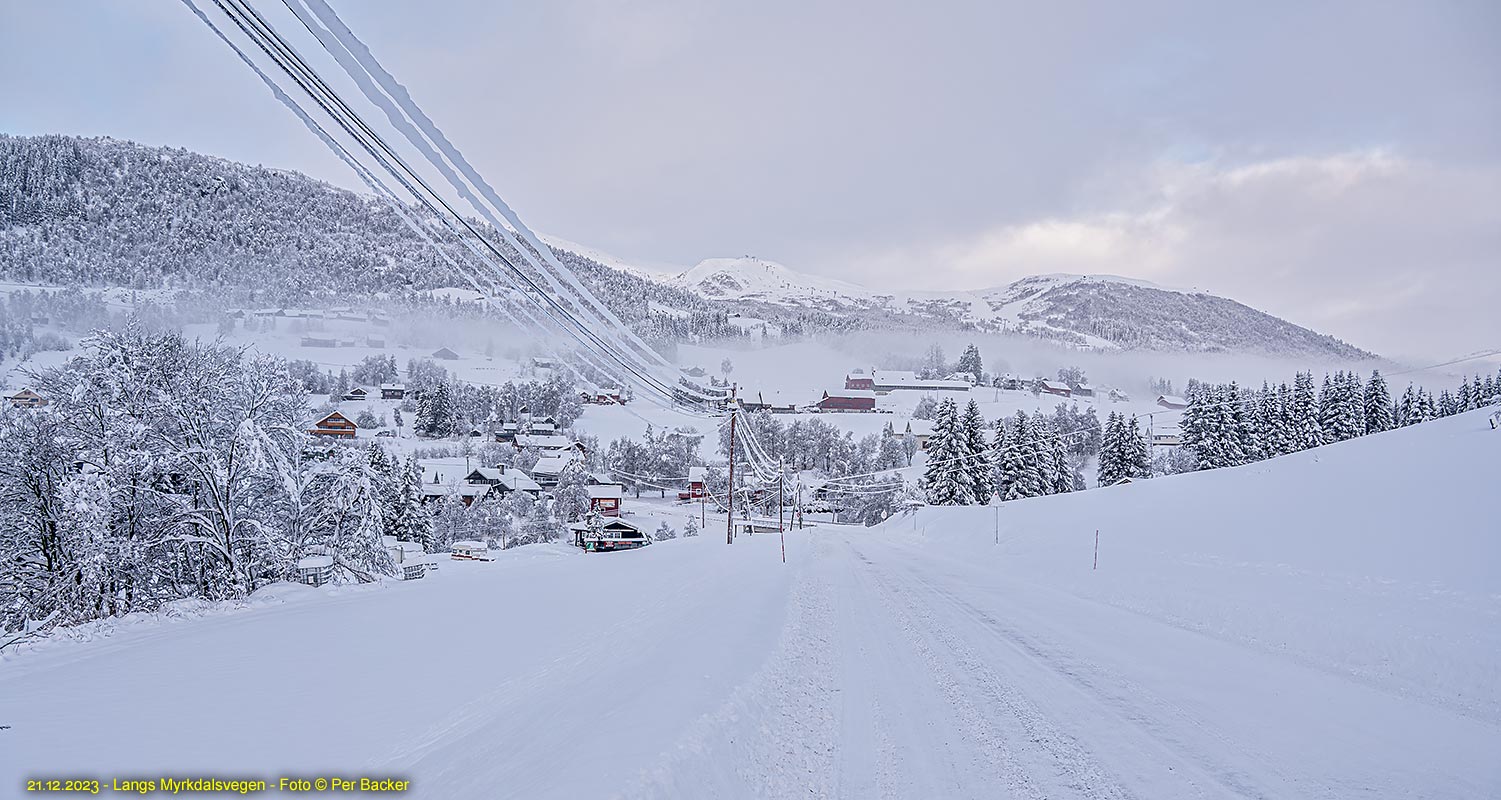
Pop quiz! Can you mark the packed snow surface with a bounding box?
[4,411,1497,798]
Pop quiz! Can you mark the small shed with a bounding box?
[432,347,460,360]
[296,555,335,587]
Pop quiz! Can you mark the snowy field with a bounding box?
[4,406,1497,797]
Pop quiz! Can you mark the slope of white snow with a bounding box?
[3,410,1496,798]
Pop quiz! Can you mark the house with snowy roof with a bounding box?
[1039,380,1072,397]
[308,411,358,438]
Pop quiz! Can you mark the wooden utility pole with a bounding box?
[779,457,786,564]
[725,385,737,545]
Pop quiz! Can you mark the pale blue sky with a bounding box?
[1,1,1497,358]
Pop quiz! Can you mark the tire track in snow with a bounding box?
[849,546,1133,800]
[872,549,1294,799]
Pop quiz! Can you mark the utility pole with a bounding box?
[779,457,786,564]
[725,384,737,545]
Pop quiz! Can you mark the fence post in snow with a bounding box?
[1094,529,1099,570]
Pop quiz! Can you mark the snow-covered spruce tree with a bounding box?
[1125,416,1152,478]
[1363,370,1393,433]
[394,455,433,550]
[956,344,983,382]
[990,422,1010,499]
[654,522,677,541]
[921,398,973,505]
[1097,412,1124,486]
[1046,421,1074,494]
[960,400,992,502]
[682,516,699,537]
[1288,372,1324,451]
[1455,374,1472,412]
[415,381,456,438]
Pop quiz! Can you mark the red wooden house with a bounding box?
[309,411,358,438]
[844,373,875,391]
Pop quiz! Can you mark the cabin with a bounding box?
[1108,388,1130,402]
[450,540,491,561]
[381,384,406,400]
[568,518,648,552]
[844,372,875,391]
[431,347,460,360]
[4,388,48,408]
[1039,380,1072,397]
[513,433,577,452]
[1156,394,1189,410]
[342,386,371,402]
[464,465,542,497]
[300,336,339,348]
[586,484,624,517]
[365,336,387,348]
[530,454,578,488]
[818,389,877,412]
[1071,383,1096,398]
[308,411,358,438]
[295,554,335,587]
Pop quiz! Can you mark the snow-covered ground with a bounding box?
[5,406,1496,797]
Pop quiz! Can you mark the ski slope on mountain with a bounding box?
[3,411,1496,798]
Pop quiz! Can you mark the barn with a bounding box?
[1039,380,1073,398]
[1157,394,1189,410]
[818,389,877,412]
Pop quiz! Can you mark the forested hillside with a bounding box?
[0,134,751,340]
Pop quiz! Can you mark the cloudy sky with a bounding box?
[2,1,1497,359]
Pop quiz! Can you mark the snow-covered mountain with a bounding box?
[0,133,1371,357]
[668,256,1373,358]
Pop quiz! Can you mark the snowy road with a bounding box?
[5,414,1499,798]
[4,525,1498,799]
